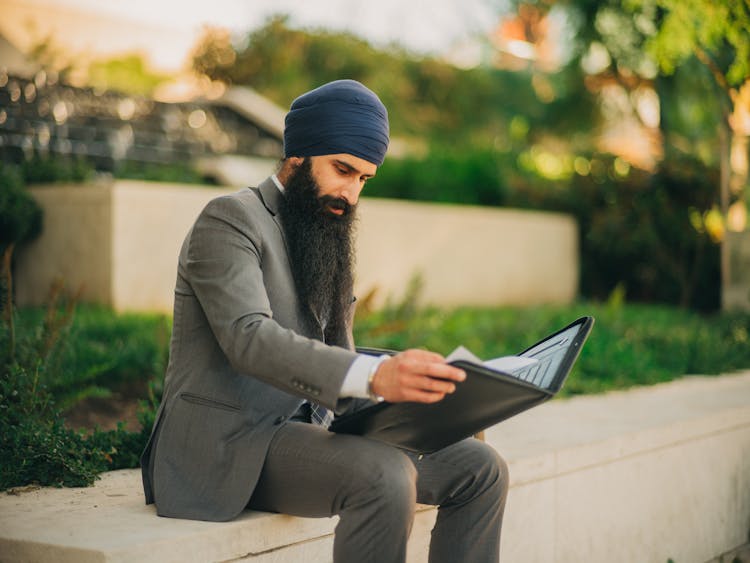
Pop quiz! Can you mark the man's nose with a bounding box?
[341,181,363,206]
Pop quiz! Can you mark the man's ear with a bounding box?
[287,156,304,167]
[278,157,303,183]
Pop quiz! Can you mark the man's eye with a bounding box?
[336,167,348,175]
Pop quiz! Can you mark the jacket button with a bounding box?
[274,415,286,425]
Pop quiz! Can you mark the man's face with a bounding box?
[305,154,377,216]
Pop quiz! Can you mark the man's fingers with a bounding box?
[373,351,467,404]
[425,362,466,382]
[400,359,466,382]
[402,373,457,394]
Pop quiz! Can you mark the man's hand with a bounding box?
[370,349,466,403]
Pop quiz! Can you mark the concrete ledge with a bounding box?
[1,372,749,562]
[491,371,750,563]
[0,471,437,563]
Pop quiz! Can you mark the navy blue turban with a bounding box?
[283,80,390,166]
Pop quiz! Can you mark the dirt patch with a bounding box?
[63,383,146,433]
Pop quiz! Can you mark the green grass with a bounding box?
[13,304,170,410]
[12,300,750,408]
[354,302,750,396]
[4,300,749,490]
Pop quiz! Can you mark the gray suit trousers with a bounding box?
[247,422,509,563]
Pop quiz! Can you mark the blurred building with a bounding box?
[0,29,287,187]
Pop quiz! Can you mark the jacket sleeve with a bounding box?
[183,194,358,409]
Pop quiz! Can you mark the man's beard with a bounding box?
[278,158,357,339]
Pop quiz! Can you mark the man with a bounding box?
[141,80,509,562]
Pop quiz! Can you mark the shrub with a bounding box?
[114,160,207,185]
[367,148,509,206]
[20,153,93,185]
[504,154,721,310]
[0,286,161,491]
[15,301,170,411]
[0,163,43,253]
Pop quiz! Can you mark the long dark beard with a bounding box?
[278,158,357,339]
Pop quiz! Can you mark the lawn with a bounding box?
[14,300,750,407]
[3,300,749,490]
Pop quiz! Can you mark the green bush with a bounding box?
[20,153,93,185]
[0,163,43,250]
[368,148,509,206]
[505,154,721,311]
[114,160,208,185]
[7,151,206,188]
[0,292,163,491]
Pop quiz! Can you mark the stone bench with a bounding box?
[2,371,749,562]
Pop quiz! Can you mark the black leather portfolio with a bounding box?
[330,316,594,454]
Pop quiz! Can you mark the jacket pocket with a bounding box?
[179,392,241,412]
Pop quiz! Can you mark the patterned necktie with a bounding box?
[310,402,333,428]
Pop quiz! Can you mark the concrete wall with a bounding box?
[357,198,578,307]
[15,180,579,312]
[14,184,113,305]
[108,183,228,312]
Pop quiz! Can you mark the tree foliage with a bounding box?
[536,0,749,164]
[191,15,598,148]
[87,54,170,97]
[629,0,750,87]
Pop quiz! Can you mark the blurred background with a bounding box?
[2,0,748,311]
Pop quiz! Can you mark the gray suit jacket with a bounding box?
[141,177,366,521]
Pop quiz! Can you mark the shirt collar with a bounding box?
[271,173,285,193]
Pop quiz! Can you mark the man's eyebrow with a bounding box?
[334,159,375,178]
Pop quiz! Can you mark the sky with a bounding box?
[22,0,504,57]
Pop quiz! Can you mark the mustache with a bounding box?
[318,194,354,216]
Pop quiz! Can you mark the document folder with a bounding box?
[330,316,594,454]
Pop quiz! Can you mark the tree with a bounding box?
[190,15,598,149]
[503,0,749,307]
[87,54,170,97]
[627,0,750,308]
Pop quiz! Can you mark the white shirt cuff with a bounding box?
[339,354,389,398]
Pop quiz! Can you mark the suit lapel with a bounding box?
[257,177,287,248]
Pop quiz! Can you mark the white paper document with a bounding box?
[446,345,538,374]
